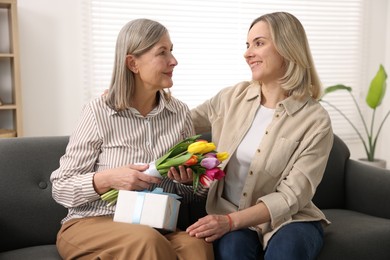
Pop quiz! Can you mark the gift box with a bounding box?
[113,189,181,231]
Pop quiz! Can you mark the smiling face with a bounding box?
[129,33,178,92]
[244,21,285,84]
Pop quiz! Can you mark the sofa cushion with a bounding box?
[319,209,390,259]
[0,245,61,260]
[345,160,390,219]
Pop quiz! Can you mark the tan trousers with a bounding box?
[57,216,214,260]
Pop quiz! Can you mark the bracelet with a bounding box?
[226,214,233,232]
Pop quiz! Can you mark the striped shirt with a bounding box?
[51,92,205,224]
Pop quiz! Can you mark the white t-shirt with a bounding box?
[224,105,275,206]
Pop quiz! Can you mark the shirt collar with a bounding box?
[245,81,262,101]
[107,90,176,117]
[277,95,311,116]
[158,90,177,114]
[245,81,311,116]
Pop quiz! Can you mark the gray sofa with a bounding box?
[0,135,390,259]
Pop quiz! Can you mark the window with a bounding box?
[82,0,367,141]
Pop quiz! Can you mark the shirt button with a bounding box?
[275,114,279,118]
[243,192,247,197]
[249,171,253,175]
[257,149,260,153]
[265,131,268,135]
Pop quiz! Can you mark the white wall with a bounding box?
[17,0,390,167]
[18,0,84,136]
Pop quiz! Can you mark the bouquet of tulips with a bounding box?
[101,134,229,206]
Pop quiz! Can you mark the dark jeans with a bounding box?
[213,221,324,260]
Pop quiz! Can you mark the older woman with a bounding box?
[51,19,213,260]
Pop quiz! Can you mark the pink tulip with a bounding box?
[205,168,225,180]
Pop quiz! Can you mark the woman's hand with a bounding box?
[187,204,270,242]
[186,214,232,242]
[167,165,193,184]
[93,163,162,194]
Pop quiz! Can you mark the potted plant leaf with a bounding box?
[320,64,388,168]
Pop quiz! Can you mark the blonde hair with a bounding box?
[249,12,322,99]
[106,19,170,111]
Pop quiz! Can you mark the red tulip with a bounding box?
[200,174,212,187]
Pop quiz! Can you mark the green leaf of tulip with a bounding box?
[157,153,193,169]
[155,134,201,167]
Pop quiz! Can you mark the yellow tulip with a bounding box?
[201,142,216,154]
[216,152,229,161]
[188,142,208,154]
[188,141,217,154]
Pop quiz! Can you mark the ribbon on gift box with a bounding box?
[132,188,181,226]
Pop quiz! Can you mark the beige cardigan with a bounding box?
[191,81,333,248]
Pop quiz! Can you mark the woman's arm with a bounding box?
[51,103,161,208]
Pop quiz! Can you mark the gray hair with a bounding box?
[106,19,169,111]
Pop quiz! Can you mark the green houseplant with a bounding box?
[320,64,388,163]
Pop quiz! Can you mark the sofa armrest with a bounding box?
[345,159,390,219]
[0,136,69,252]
